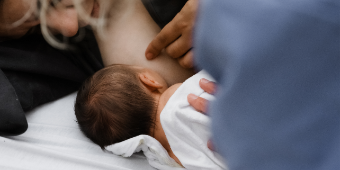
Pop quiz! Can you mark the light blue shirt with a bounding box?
[194,0,340,169]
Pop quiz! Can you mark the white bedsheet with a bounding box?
[0,93,154,170]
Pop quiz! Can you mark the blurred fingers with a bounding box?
[177,50,194,69]
[145,19,182,60]
[199,78,216,94]
[165,33,192,59]
[187,93,208,113]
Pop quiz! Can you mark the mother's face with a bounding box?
[0,0,98,40]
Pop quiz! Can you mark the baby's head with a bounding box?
[74,64,167,149]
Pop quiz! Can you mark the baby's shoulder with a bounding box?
[167,83,182,95]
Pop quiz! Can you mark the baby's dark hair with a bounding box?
[74,65,157,149]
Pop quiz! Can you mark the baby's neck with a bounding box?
[153,83,183,166]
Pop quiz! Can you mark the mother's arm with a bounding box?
[95,0,194,86]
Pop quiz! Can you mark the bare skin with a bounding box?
[95,0,195,86]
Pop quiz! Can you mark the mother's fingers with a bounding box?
[145,20,182,60]
[188,79,216,113]
[187,93,208,113]
[199,78,216,94]
[178,50,194,69]
[145,0,198,61]
[165,33,192,59]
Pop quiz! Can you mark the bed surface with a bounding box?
[0,92,154,170]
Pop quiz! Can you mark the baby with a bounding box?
[74,64,225,170]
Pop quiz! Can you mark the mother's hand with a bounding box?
[188,78,216,151]
[145,0,198,69]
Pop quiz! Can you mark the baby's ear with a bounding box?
[139,73,163,92]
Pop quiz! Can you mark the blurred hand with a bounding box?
[187,78,216,151]
[187,78,216,113]
[145,0,198,69]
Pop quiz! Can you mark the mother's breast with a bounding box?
[95,0,194,86]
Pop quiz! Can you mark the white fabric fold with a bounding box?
[160,70,226,170]
[106,135,184,170]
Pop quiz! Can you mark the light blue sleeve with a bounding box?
[194,0,340,170]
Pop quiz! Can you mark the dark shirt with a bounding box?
[142,0,187,28]
[0,28,103,136]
